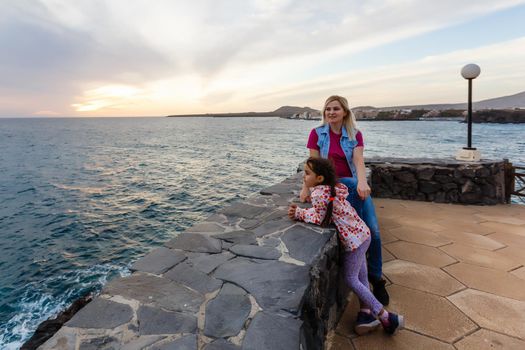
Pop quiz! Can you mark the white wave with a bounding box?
[0,263,130,349]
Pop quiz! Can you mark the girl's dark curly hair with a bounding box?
[305,157,337,227]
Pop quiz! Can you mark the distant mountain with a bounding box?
[354,90,525,111]
[272,106,320,115]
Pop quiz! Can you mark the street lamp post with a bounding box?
[456,63,481,162]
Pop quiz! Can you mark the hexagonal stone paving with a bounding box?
[388,226,451,247]
[448,289,525,339]
[444,263,525,301]
[383,260,464,296]
[386,284,476,343]
[454,329,525,350]
[352,329,454,350]
[385,241,456,267]
[439,243,520,271]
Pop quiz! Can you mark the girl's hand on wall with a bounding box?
[288,204,298,219]
[357,180,371,200]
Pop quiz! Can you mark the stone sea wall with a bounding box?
[367,157,507,205]
[38,173,348,350]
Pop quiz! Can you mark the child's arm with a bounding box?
[291,193,327,225]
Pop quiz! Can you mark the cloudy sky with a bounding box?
[1,0,525,117]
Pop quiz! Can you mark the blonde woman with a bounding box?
[300,95,389,332]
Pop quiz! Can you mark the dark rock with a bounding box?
[419,181,441,194]
[103,274,203,313]
[165,233,222,253]
[204,284,251,338]
[461,180,477,194]
[476,167,491,177]
[442,182,458,191]
[130,247,186,274]
[282,225,333,265]
[21,294,93,350]
[66,298,132,329]
[204,339,240,350]
[213,230,257,245]
[219,203,269,219]
[186,251,235,274]
[260,236,281,248]
[461,167,476,178]
[213,258,309,314]
[242,312,302,350]
[434,192,446,203]
[137,306,197,335]
[417,167,435,180]
[164,262,223,294]
[151,334,197,350]
[393,171,416,183]
[229,244,281,260]
[434,175,452,183]
[79,336,120,350]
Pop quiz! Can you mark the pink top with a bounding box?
[307,128,364,178]
[294,183,370,251]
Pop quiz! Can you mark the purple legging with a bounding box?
[342,237,383,317]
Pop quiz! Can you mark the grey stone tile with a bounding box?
[150,334,197,350]
[281,225,333,265]
[185,222,226,234]
[137,305,197,335]
[219,202,270,219]
[164,262,223,294]
[165,233,222,253]
[204,339,240,350]
[204,284,251,338]
[213,258,309,314]
[66,298,132,329]
[213,230,257,245]
[186,251,235,274]
[130,247,186,274]
[121,336,166,350]
[229,244,281,260]
[103,274,203,313]
[79,336,120,350]
[253,218,294,237]
[242,312,302,350]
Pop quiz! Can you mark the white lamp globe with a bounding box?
[461,64,481,79]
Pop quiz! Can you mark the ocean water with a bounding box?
[0,117,523,348]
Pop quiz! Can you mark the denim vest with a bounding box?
[315,124,358,177]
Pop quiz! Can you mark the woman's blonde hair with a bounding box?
[322,95,358,140]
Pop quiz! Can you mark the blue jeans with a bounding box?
[339,177,383,281]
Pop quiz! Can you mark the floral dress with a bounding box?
[294,183,370,251]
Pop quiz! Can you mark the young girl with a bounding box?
[288,157,404,335]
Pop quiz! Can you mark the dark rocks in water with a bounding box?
[21,294,93,350]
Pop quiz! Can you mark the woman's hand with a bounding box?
[288,204,298,220]
[300,183,311,203]
[357,180,371,200]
